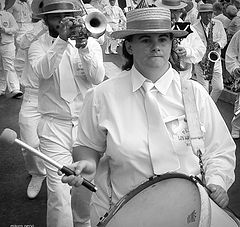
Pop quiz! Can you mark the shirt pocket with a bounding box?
[166,115,192,156]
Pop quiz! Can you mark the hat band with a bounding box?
[162,0,181,7]
[43,3,74,13]
[127,19,171,30]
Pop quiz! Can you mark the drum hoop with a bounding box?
[97,172,199,227]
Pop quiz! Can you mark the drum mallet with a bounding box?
[0,128,97,192]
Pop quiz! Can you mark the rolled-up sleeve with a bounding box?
[198,91,236,190]
[76,88,107,152]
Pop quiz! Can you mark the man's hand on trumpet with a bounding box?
[59,16,89,49]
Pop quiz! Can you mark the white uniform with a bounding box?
[0,9,20,94]
[193,18,227,103]
[28,34,105,227]
[18,20,47,181]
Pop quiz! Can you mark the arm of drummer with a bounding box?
[197,89,236,209]
[61,146,101,187]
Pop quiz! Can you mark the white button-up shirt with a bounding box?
[77,65,236,216]
[8,0,32,23]
[225,29,240,74]
[28,34,105,121]
[0,10,18,45]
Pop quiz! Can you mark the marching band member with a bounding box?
[61,4,236,227]
[7,0,34,51]
[0,0,22,98]
[18,17,47,199]
[193,3,227,103]
[103,0,126,54]
[29,0,105,226]
[156,0,206,80]
[225,29,240,139]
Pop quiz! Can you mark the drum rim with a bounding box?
[97,172,199,226]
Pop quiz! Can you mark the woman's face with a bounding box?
[125,33,172,73]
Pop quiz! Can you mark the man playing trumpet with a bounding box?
[194,3,227,103]
[29,0,105,226]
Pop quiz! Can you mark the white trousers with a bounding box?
[37,116,91,227]
[18,88,46,177]
[0,43,20,92]
[195,59,223,103]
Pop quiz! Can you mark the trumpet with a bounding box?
[69,0,107,48]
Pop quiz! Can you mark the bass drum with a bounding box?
[97,173,240,227]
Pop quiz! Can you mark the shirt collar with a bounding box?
[131,63,175,95]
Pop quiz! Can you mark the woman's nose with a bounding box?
[151,41,161,51]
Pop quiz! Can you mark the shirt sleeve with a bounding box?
[195,83,236,190]
[225,31,240,75]
[78,37,105,85]
[76,88,107,153]
[28,36,67,80]
[213,20,227,49]
[182,26,206,64]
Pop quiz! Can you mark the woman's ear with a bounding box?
[125,40,133,55]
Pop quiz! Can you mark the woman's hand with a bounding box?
[60,160,97,187]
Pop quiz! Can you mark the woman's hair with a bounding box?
[121,36,134,71]
[121,33,174,71]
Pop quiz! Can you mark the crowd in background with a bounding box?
[1,0,240,99]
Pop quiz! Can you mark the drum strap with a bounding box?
[180,78,206,185]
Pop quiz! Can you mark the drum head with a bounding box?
[104,177,201,227]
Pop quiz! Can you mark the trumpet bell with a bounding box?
[85,11,107,38]
[208,50,220,63]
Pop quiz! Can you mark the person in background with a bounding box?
[17,16,47,199]
[61,5,235,227]
[0,0,22,98]
[226,4,240,41]
[7,0,33,52]
[29,0,105,226]
[193,3,227,103]
[213,1,231,29]
[184,1,199,25]
[103,0,126,54]
[155,0,206,80]
[225,29,240,139]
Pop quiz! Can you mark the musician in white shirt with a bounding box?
[29,0,105,226]
[61,6,235,227]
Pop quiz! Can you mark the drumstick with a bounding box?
[0,128,97,192]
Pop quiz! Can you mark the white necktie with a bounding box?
[59,47,78,102]
[143,81,180,174]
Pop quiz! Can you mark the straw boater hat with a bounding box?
[198,3,213,13]
[31,0,83,17]
[155,0,187,9]
[111,7,188,39]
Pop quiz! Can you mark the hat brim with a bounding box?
[199,10,213,13]
[111,29,188,39]
[31,0,82,17]
[37,9,82,17]
[155,2,187,9]
[5,0,16,10]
